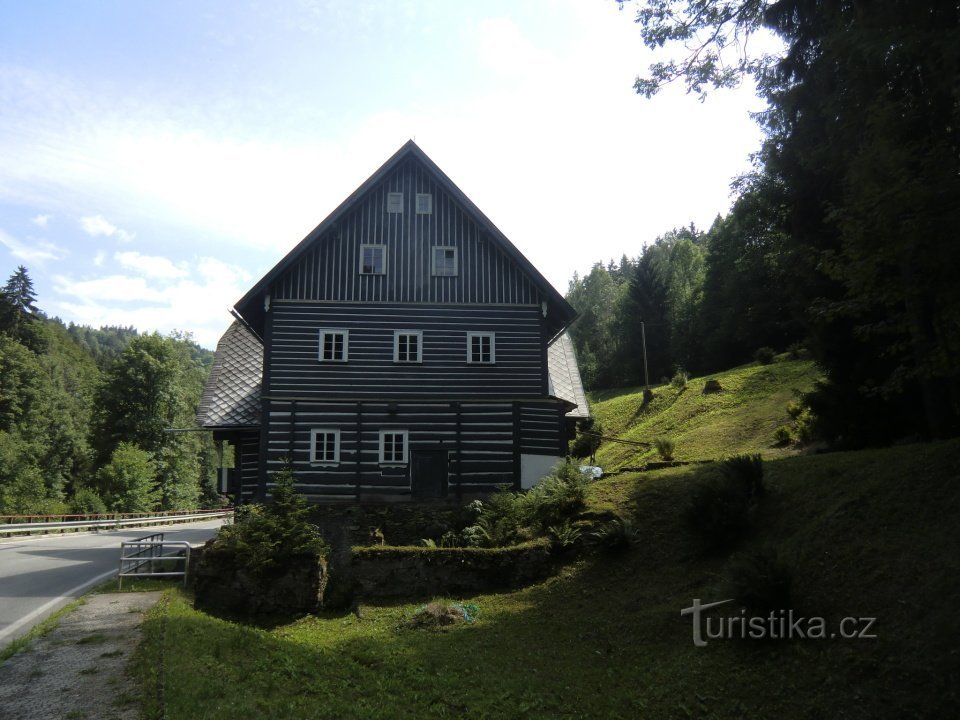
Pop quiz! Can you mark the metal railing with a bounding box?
[118,533,194,589]
[0,509,232,537]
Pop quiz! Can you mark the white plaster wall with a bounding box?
[520,454,564,490]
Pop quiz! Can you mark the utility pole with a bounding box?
[641,320,652,403]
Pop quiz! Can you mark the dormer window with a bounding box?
[432,246,458,277]
[360,244,386,275]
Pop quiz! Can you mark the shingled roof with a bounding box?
[197,321,263,428]
[547,331,590,419]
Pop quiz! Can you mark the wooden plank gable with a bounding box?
[271,154,541,306]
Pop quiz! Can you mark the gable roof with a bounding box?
[547,331,590,419]
[196,320,263,428]
[233,140,575,335]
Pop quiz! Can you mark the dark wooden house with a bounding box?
[198,140,588,502]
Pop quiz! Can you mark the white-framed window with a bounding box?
[379,429,408,465]
[394,330,423,363]
[310,429,340,466]
[416,193,433,214]
[467,332,495,364]
[386,192,404,213]
[431,246,458,277]
[359,244,386,275]
[318,329,348,362]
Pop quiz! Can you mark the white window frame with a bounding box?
[359,244,386,275]
[310,428,341,466]
[386,192,404,213]
[431,246,458,277]
[393,329,423,363]
[379,429,409,466]
[416,193,433,214]
[318,329,348,363]
[467,332,495,364]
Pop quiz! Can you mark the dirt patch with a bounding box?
[0,591,161,720]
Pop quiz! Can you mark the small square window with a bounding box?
[379,430,408,465]
[386,192,404,213]
[318,329,348,362]
[467,332,495,364]
[394,330,422,363]
[360,244,386,275]
[416,193,433,214]
[431,246,458,277]
[310,429,340,465]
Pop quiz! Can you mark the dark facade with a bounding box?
[198,141,588,503]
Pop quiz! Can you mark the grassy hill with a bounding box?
[82,354,956,718]
[587,357,821,469]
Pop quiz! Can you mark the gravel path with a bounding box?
[0,591,162,720]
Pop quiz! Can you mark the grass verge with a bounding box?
[0,596,87,666]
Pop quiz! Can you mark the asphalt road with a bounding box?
[0,519,225,646]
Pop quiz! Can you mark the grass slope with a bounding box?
[134,439,960,719]
[588,358,821,469]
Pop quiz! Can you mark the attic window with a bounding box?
[359,244,386,275]
[431,246,458,277]
[386,192,403,213]
[416,193,433,214]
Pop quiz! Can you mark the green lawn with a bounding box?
[587,358,821,469]
[134,439,960,719]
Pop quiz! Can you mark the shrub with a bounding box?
[670,369,689,390]
[723,546,793,614]
[590,515,640,553]
[686,455,764,552]
[786,399,805,420]
[212,464,328,579]
[96,442,159,513]
[787,342,806,360]
[470,461,589,547]
[547,521,582,550]
[570,418,602,459]
[654,437,675,461]
[721,453,765,500]
[70,486,107,515]
[794,407,818,444]
[773,425,793,446]
[754,346,776,365]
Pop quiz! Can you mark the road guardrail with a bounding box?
[0,510,233,537]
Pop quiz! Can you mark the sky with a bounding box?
[0,0,770,349]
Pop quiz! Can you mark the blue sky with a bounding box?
[0,1,769,348]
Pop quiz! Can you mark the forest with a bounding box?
[568,0,959,449]
[0,266,219,515]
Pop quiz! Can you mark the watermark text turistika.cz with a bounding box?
[681,599,878,647]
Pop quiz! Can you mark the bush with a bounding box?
[794,407,818,443]
[654,437,675,461]
[570,418,602,459]
[211,464,328,579]
[773,425,793,446]
[686,455,764,552]
[787,342,806,360]
[670,369,689,390]
[547,521,582,550]
[590,515,640,554]
[754,346,776,365]
[70,486,107,515]
[723,546,793,614]
[721,454,765,499]
[469,461,589,547]
[96,442,159,513]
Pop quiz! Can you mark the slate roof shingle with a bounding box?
[196,321,263,428]
[547,331,590,419]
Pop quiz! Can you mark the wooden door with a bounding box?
[411,450,448,499]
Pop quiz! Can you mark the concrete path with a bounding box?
[0,592,162,720]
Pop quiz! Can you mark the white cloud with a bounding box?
[115,251,188,280]
[93,250,105,267]
[32,214,51,227]
[79,214,135,242]
[0,228,66,264]
[50,255,252,348]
